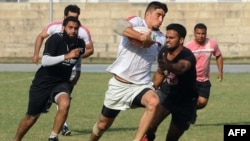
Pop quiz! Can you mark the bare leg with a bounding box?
[52,93,70,134]
[56,105,68,127]
[133,90,159,141]
[13,115,39,141]
[146,104,170,141]
[89,114,116,141]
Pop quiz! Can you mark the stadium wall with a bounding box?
[0,2,249,58]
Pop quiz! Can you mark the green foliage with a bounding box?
[1,72,250,141]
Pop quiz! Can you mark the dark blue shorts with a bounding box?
[196,80,211,99]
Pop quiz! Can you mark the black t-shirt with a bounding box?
[158,47,198,101]
[32,33,85,88]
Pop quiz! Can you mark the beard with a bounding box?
[63,30,78,44]
[167,45,178,52]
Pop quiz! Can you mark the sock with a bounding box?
[49,131,58,138]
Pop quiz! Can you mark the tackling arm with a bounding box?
[152,68,165,89]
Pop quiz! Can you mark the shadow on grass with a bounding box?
[71,127,137,136]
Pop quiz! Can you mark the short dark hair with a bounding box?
[194,23,207,31]
[63,16,81,28]
[64,5,80,16]
[145,1,168,14]
[166,23,186,39]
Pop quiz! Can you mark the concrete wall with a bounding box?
[0,2,249,58]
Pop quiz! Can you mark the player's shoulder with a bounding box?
[47,21,63,27]
[79,25,90,32]
[185,40,195,47]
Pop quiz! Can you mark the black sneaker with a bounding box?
[48,137,59,141]
[61,125,71,136]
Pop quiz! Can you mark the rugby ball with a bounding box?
[133,26,149,33]
[133,26,156,41]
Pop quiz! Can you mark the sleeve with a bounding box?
[78,26,92,45]
[212,40,222,57]
[41,34,64,67]
[45,21,63,35]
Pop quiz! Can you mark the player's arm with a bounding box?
[70,56,82,85]
[152,67,165,89]
[32,29,49,64]
[159,53,192,75]
[216,54,223,81]
[82,42,94,58]
[113,20,154,48]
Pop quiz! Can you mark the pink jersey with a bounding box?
[45,21,92,44]
[185,38,221,82]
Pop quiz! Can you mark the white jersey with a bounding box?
[106,16,166,84]
[45,21,92,71]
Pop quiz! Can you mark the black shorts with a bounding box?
[157,90,197,131]
[196,80,211,99]
[27,81,72,116]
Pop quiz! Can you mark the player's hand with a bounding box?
[129,31,155,48]
[139,31,155,48]
[32,55,39,64]
[65,48,81,59]
[217,74,223,82]
[159,53,171,71]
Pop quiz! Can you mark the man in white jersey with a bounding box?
[32,5,94,136]
[89,1,168,141]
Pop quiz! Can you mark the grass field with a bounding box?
[1,72,250,141]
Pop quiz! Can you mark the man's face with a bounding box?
[65,11,79,18]
[63,21,79,39]
[146,9,166,30]
[166,30,182,52]
[194,28,206,45]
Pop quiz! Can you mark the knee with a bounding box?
[92,122,106,136]
[197,98,208,109]
[146,93,160,111]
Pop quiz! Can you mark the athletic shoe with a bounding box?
[141,135,155,141]
[61,125,71,136]
[48,137,59,141]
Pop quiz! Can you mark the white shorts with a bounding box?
[104,77,154,110]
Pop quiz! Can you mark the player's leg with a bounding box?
[196,80,211,109]
[49,92,70,140]
[132,89,159,141]
[57,104,71,136]
[142,90,170,141]
[89,105,120,141]
[166,120,185,141]
[166,99,196,141]
[13,115,40,141]
[14,86,47,141]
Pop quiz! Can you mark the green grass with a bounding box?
[1,72,250,141]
